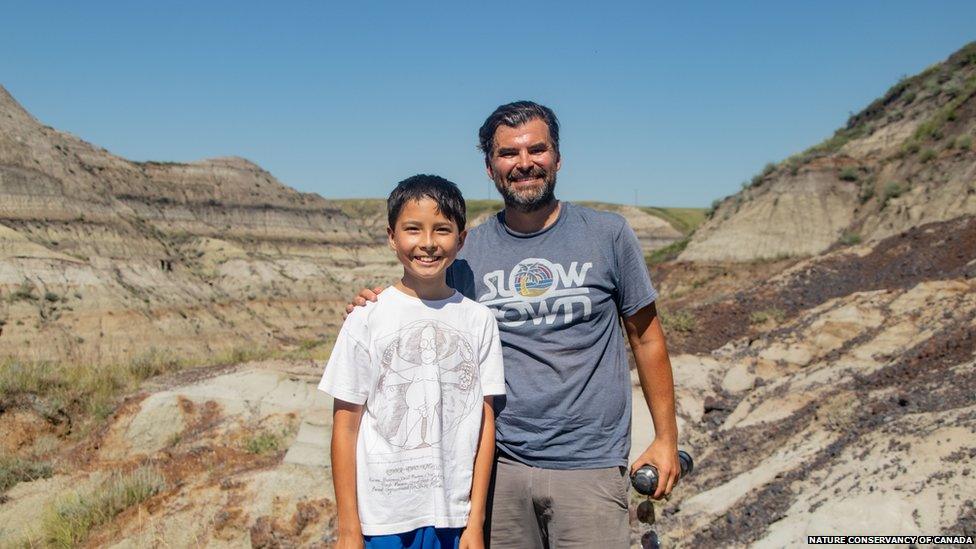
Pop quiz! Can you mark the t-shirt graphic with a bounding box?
[448,202,657,469]
[479,258,593,327]
[372,319,479,452]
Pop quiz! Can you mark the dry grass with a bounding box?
[41,466,164,548]
[0,455,53,495]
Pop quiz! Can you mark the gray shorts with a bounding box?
[486,452,630,549]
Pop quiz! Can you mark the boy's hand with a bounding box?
[344,287,384,316]
[459,525,485,549]
[630,437,680,500]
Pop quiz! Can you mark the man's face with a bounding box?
[486,118,561,212]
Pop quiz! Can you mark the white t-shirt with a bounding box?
[319,286,505,536]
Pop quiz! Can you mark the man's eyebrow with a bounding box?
[497,141,549,154]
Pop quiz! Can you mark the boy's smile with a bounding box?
[388,197,465,294]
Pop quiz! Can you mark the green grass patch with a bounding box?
[660,309,696,334]
[956,135,973,150]
[245,431,283,455]
[41,466,164,548]
[646,238,690,266]
[838,232,862,246]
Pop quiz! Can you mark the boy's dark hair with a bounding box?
[387,174,466,232]
[477,101,560,162]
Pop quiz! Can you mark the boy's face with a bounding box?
[387,197,466,284]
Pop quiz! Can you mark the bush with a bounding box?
[956,135,973,150]
[839,232,862,246]
[919,149,936,163]
[838,168,859,182]
[245,431,282,455]
[749,308,785,325]
[42,466,164,547]
[661,309,696,334]
[44,291,60,303]
[881,181,907,208]
[858,181,875,203]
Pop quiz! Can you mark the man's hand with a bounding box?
[630,437,680,500]
[343,286,384,316]
[459,525,485,549]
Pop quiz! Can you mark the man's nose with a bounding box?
[516,150,532,170]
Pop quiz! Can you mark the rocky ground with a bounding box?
[632,217,976,547]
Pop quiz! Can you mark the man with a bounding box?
[350,101,678,549]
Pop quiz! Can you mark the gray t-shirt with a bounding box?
[447,202,657,469]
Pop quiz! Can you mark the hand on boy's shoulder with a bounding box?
[343,286,384,318]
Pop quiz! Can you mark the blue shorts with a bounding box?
[364,526,463,549]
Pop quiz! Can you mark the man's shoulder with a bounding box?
[566,202,628,230]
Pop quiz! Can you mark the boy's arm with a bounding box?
[460,396,495,549]
[624,302,680,500]
[332,398,365,548]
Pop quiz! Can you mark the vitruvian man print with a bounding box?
[370,320,479,451]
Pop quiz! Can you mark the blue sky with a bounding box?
[2,2,974,207]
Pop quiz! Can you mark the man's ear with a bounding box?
[485,157,494,180]
[555,151,562,172]
[387,227,396,251]
[457,229,467,251]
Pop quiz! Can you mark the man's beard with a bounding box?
[493,167,557,213]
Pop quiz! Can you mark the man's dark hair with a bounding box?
[387,174,466,232]
[478,101,560,161]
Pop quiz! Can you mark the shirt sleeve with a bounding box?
[318,312,372,404]
[478,309,506,396]
[613,221,659,318]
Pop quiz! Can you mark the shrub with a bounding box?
[749,308,785,325]
[245,431,282,455]
[10,281,36,302]
[838,168,859,182]
[706,199,722,219]
[44,291,60,303]
[919,149,936,163]
[42,466,164,548]
[881,181,907,208]
[839,232,862,246]
[858,181,875,203]
[956,135,973,150]
[661,309,696,334]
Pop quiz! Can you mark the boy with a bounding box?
[319,175,504,549]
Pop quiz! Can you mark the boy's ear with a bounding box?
[458,229,467,251]
[387,227,396,250]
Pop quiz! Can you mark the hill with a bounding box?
[680,42,976,262]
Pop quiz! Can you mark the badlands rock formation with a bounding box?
[682,42,976,262]
[639,217,976,546]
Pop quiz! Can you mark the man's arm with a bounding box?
[332,399,365,549]
[624,301,680,500]
[460,396,495,549]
